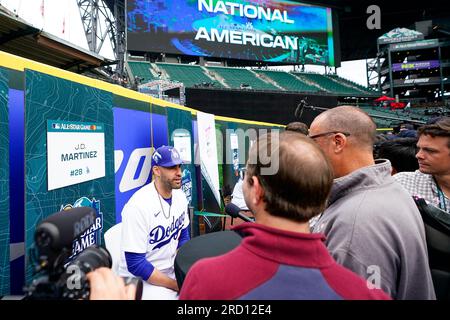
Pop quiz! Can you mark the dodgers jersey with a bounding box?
[119,181,189,278]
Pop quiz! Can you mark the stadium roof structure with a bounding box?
[104,0,450,62]
[0,5,112,74]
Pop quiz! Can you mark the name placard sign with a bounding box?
[47,120,105,191]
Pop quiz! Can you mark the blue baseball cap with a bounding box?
[151,145,183,167]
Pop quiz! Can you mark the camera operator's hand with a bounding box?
[87,267,136,300]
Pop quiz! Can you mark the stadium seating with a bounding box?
[299,73,364,96]
[327,74,378,96]
[156,63,223,88]
[254,69,317,92]
[206,66,278,90]
[126,60,380,98]
[127,61,156,83]
[360,104,444,124]
[358,105,423,127]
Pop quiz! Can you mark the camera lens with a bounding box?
[71,245,112,273]
[59,245,112,299]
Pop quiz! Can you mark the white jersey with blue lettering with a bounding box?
[118,181,189,283]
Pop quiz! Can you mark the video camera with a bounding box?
[24,207,140,299]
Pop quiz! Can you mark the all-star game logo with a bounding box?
[181,169,192,205]
[60,197,104,259]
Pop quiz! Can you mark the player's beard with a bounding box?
[162,176,182,190]
[169,179,182,189]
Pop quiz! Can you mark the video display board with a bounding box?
[392,60,440,72]
[127,0,335,65]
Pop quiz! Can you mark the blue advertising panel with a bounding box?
[8,88,25,295]
[127,0,335,65]
[114,107,151,222]
[113,107,169,222]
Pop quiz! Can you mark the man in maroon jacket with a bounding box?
[179,132,390,300]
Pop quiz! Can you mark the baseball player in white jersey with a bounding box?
[119,145,190,300]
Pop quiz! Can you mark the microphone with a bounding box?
[35,207,98,257]
[294,98,307,119]
[225,203,254,223]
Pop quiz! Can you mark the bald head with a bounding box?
[246,131,333,222]
[312,106,377,150]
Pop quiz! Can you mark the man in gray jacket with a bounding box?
[309,106,435,300]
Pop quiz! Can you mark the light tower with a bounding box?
[76,0,126,77]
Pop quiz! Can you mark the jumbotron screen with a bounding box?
[126,0,335,66]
